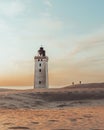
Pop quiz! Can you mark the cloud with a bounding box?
[0,19,10,33]
[67,28,104,73]
[69,26,104,58]
[20,17,63,37]
[42,0,53,17]
[43,0,52,7]
[41,12,51,17]
[0,0,25,17]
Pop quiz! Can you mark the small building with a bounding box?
[34,47,49,88]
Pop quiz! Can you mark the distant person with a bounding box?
[79,81,82,84]
[72,82,74,85]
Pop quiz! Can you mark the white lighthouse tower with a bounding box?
[34,47,48,88]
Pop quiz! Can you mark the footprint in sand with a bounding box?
[83,114,93,118]
[48,119,58,122]
[53,129,72,130]
[69,117,84,122]
[3,123,13,125]
[8,126,30,129]
[31,121,39,124]
[69,118,77,122]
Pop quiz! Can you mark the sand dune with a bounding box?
[0,83,104,129]
[0,83,104,109]
[64,82,104,89]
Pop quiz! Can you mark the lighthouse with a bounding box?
[34,47,48,88]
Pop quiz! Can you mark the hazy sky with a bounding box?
[0,0,104,87]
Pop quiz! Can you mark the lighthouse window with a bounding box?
[39,81,41,84]
[39,69,41,72]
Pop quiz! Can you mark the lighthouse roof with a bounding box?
[38,46,46,56]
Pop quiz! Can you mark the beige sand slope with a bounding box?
[0,83,104,130]
[0,83,104,109]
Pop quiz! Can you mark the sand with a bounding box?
[0,107,104,130]
[0,83,104,130]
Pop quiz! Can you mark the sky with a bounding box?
[0,0,104,87]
